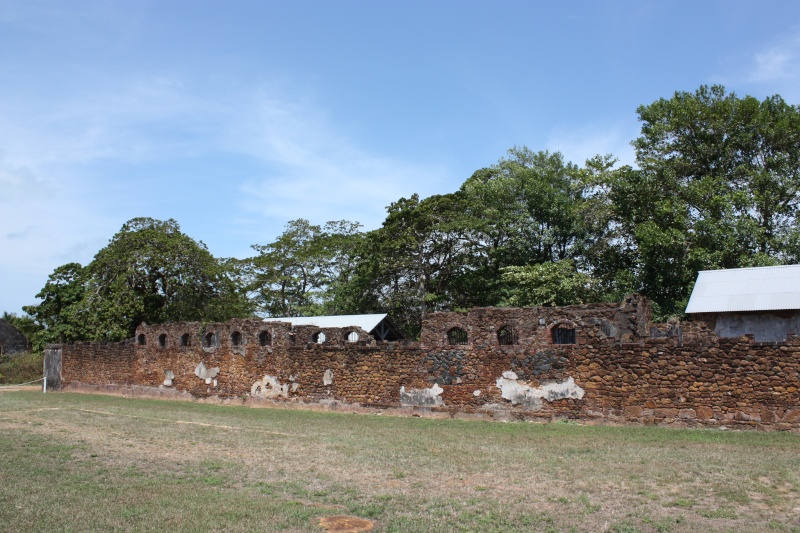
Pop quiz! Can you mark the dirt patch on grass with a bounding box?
[0,385,41,392]
[316,515,375,532]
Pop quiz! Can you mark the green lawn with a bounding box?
[1,391,798,532]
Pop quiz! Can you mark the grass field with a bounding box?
[1,391,798,532]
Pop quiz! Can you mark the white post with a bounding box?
[43,376,47,394]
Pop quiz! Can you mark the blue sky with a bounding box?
[2,0,800,315]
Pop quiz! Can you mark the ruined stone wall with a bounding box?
[60,341,137,385]
[56,295,800,430]
[416,316,800,429]
[61,319,429,405]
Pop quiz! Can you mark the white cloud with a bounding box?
[0,74,453,313]
[716,29,800,102]
[0,154,111,312]
[0,74,202,307]
[2,75,204,168]
[746,33,800,84]
[219,90,451,230]
[545,123,638,168]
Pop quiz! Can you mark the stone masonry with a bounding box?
[53,295,800,430]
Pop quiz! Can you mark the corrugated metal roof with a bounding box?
[262,314,388,331]
[685,264,800,314]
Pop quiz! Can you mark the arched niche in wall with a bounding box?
[551,324,577,345]
[204,331,217,348]
[258,331,271,346]
[497,325,518,346]
[447,327,468,345]
[231,331,243,346]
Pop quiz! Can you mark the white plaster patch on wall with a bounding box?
[323,369,334,386]
[195,362,220,384]
[163,369,174,387]
[251,374,291,399]
[400,383,445,407]
[495,371,584,410]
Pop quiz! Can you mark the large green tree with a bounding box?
[25,218,251,342]
[459,148,619,307]
[339,193,478,337]
[20,263,86,348]
[337,149,625,336]
[500,259,600,308]
[613,85,800,317]
[244,219,363,317]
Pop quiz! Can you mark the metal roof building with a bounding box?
[262,313,405,341]
[686,265,800,342]
[686,264,800,314]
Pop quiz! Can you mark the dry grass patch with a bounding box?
[1,391,798,532]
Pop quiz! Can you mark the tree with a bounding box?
[459,148,618,306]
[617,85,800,317]
[21,263,86,347]
[500,260,600,307]
[461,148,590,265]
[24,218,251,342]
[634,86,800,260]
[339,193,477,337]
[244,219,363,317]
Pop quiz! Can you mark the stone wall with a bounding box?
[54,295,800,430]
[0,318,29,355]
[60,341,137,386]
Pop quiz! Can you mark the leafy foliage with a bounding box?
[243,219,363,317]
[13,85,799,338]
[0,351,44,384]
[501,260,601,308]
[339,193,477,337]
[615,85,800,317]
[24,218,251,342]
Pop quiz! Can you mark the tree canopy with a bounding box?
[24,218,251,345]
[615,85,800,315]
[243,219,363,318]
[17,85,800,342]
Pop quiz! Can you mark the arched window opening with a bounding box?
[158,334,167,347]
[447,327,468,345]
[180,333,190,347]
[345,331,359,343]
[137,334,146,346]
[258,331,271,346]
[204,332,216,347]
[552,326,576,345]
[312,331,327,344]
[231,331,242,346]
[497,326,517,346]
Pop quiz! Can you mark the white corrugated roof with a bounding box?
[262,314,388,331]
[685,264,800,313]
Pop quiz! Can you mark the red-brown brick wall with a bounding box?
[56,296,800,429]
